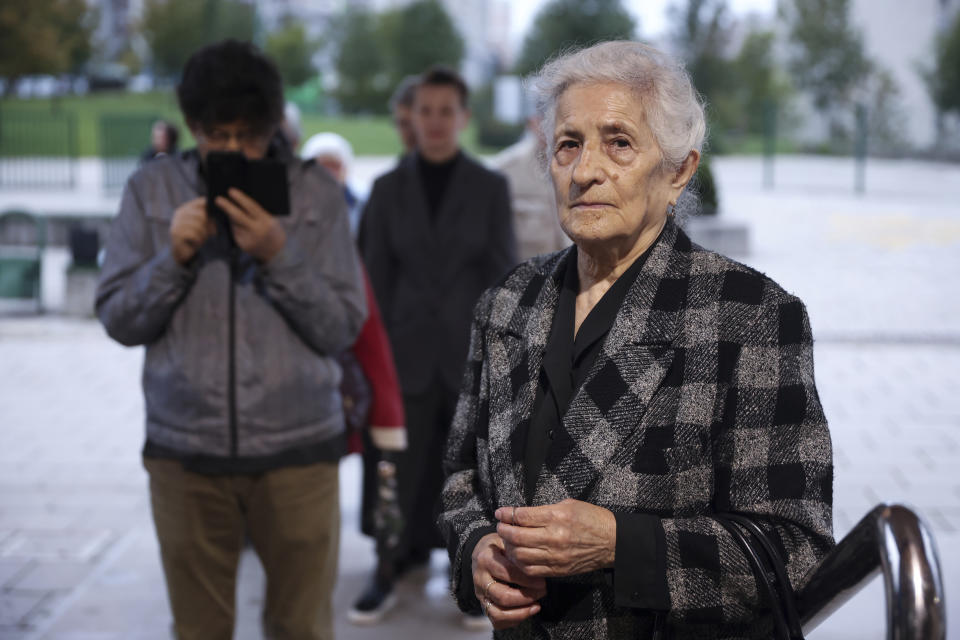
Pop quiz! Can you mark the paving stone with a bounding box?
[933,507,960,533]
[0,591,45,626]
[0,560,30,588]
[0,626,30,640]
[0,511,80,531]
[9,562,93,591]
[0,530,113,562]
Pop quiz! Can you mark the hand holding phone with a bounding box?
[215,188,287,263]
[204,151,290,262]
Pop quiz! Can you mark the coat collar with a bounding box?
[487,218,694,505]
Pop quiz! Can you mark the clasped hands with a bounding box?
[170,188,285,265]
[472,498,616,630]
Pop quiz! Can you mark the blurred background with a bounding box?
[1,0,958,185]
[1,0,959,638]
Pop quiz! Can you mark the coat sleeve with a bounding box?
[352,265,407,451]
[96,178,198,346]
[258,174,367,356]
[358,178,398,324]
[653,295,834,626]
[439,290,499,611]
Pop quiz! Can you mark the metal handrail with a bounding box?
[795,504,946,639]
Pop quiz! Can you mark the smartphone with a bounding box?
[205,151,291,221]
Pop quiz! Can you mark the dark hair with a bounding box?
[389,75,420,111]
[418,65,469,108]
[176,40,284,135]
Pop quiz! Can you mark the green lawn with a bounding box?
[0,91,492,157]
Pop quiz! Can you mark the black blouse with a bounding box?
[524,237,669,610]
[523,242,653,497]
[458,232,671,613]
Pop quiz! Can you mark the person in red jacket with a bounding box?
[345,273,407,455]
[301,135,408,625]
[343,271,408,625]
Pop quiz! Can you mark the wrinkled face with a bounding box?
[392,104,417,152]
[412,84,469,161]
[550,82,687,253]
[191,120,273,161]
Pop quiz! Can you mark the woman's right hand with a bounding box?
[472,532,547,630]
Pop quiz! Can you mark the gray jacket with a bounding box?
[97,150,367,461]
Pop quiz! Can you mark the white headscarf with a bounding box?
[300,132,354,177]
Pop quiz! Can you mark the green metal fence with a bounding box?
[0,110,77,188]
[100,113,161,190]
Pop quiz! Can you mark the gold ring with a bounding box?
[512,505,518,524]
[483,579,496,599]
[483,598,491,615]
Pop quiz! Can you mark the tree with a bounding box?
[332,7,388,113]
[731,28,793,135]
[265,20,318,88]
[141,0,255,77]
[923,11,960,121]
[380,0,464,87]
[780,0,871,121]
[668,0,737,139]
[669,0,733,99]
[515,0,636,75]
[332,1,464,114]
[866,66,905,153]
[0,0,96,92]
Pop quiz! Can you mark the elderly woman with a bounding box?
[438,41,833,639]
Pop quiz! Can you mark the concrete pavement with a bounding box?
[1,154,959,638]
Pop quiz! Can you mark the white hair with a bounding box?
[300,132,354,175]
[529,41,706,171]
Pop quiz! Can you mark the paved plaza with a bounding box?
[1,154,959,638]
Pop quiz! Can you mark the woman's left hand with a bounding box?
[495,499,616,578]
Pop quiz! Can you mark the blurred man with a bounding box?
[357,66,516,629]
[96,40,366,640]
[389,75,419,153]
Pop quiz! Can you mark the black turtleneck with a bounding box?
[417,150,461,222]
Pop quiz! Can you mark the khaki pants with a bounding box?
[144,458,340,640]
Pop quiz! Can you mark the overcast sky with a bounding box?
[509,0,777,44]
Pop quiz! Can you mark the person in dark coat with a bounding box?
[357,66,518,626]
[439,41,833,639]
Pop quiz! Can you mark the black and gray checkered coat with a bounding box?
[439,219,833,639]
